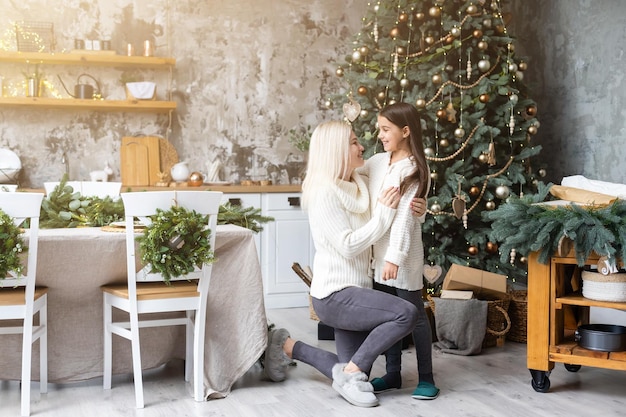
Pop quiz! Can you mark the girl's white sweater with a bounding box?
[362,152,426,291]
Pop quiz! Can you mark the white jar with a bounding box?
[170,161,190,182]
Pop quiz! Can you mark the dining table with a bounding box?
[0,224,268,400]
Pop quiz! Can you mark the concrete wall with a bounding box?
[2,0,624,188]
[0,0,363,187]
[510,0,626,185]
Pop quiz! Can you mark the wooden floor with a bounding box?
[2,307,625,416]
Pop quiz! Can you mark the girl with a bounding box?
[360,102,439,399]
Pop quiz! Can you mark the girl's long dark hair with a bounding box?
[379,102,430,198]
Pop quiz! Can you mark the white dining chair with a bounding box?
[101,190,222,408]
[44,181,122,199]
[79,181,122,199]
[0,192,46,417]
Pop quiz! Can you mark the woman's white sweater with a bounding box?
[308,173,397,299]
[362,152,426,291]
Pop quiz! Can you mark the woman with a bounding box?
[264,120,419,408]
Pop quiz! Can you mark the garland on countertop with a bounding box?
[484,182,626,266]
[138,205,215,284]
[0,209,27,279]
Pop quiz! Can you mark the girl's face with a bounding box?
[377,115,409,152]
[346,130,365,175]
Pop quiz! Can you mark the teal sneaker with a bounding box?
[370,377,401,393]
[411,381,440,400]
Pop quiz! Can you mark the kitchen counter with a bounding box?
[21,184,302,194]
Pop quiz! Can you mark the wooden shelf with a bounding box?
[556,294,626,310]
[0,97,176,112]
[549,341,626,370]
[0,51,175,68]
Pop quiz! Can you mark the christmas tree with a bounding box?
[324,0,542,286]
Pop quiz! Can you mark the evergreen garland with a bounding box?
[484,182,626,267]
[138,206,215,284]
[218,202,274,233]
[0,209,27,279]
[40,176,274,232]
[40,176,124,228]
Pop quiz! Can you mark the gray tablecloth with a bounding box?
[0,224,267,399]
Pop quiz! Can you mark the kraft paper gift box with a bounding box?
[442,264,508,300]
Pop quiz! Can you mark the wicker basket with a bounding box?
[428,294,511,348]
[507,290,528,343]
[292,262,319,321]
[582,271,626,302]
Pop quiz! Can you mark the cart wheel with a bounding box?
[564,363,581,372]
[529,369,551,393]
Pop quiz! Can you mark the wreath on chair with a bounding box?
[137,205,216,284]
[0,209,27,279]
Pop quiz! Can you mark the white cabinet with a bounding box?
[221,191,314,309]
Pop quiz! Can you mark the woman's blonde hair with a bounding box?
[302,120,352,210]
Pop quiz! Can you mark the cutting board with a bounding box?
[120,136,161,186]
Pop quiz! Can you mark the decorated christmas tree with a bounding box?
[324,0,542,286]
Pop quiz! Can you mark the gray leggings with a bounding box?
[292,286,418,379]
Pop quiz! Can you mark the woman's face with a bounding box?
[347,130,365,174]
[377,115,408,152]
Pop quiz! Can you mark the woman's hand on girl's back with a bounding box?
[378,186,400,209]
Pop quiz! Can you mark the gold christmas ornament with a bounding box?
[473,29,483,38]
[436,108,447,119]
[432,73,443,84]
[415,98,426,108]
[399,12,409,22]
[485,200,496,210]
[359,46,370,56]
[430,172,439,181]
[526,105,537,116]
[469,186,480,197]
[466,4,478,14]
[425,36,435,45]
[357,86,368,95]
[527,125,538,135]
[518,61,528,71]
[390,27,400,38]
[188,172,204,187]
[377,91,386,100]
[439,138,450,147]
[451,27,461,37]
[479,93,490,103]
[429,7,441,17]
[415,12,425,21]
[468,245,479,256]
[335,67,344,77]
[477,40,488,50]
[486,241,498,254]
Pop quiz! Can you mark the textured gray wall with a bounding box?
[510,0,626,185]
[2,1,624,188]
[0,0,363,187]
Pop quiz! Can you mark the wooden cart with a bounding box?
[527,250,626,392]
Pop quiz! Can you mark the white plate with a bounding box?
[204,181,232,186]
